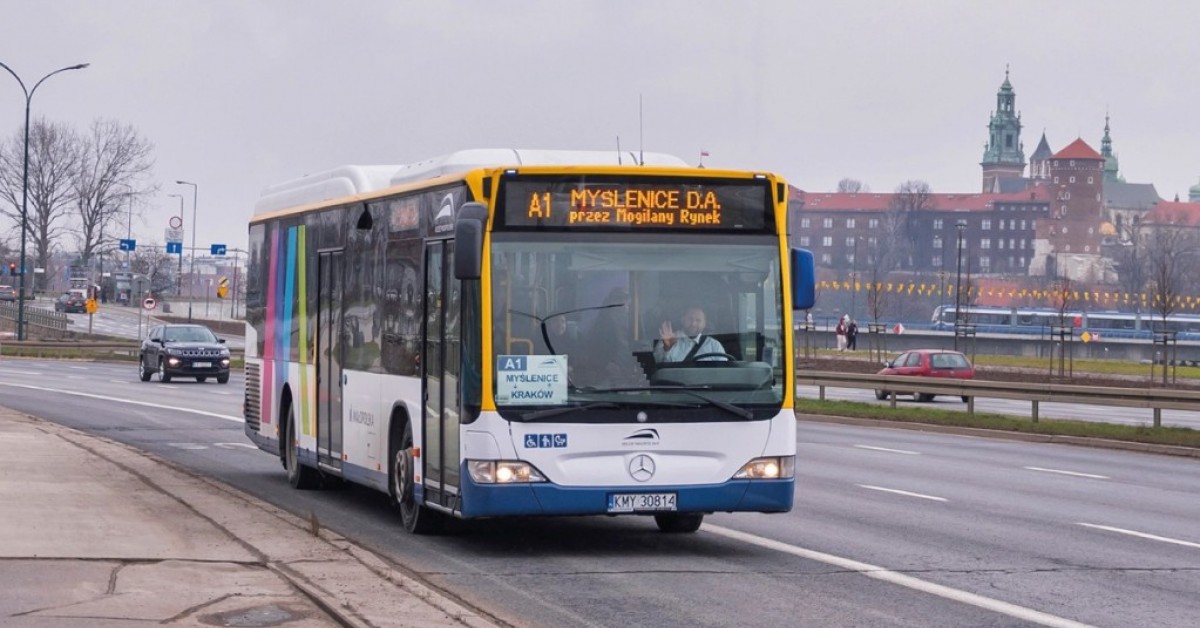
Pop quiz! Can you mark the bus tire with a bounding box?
[390,420,441,534]
[285,404,321,490]
[654,513,704,533]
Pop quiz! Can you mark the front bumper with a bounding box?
[458,467,794,518]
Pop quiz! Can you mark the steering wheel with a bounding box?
[685,352,738,363]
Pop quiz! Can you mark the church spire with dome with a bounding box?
[1100,113,1124,184]
[980,66,1026,192]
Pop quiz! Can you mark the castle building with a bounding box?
[1028,138,1105,280]
[795,69,1175,289]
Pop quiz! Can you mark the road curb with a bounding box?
[14,411,500,628]
[795,413,1200,459]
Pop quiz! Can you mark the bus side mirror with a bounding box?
[790,248,816,310]
[454,202,488,280]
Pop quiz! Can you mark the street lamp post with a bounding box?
[849,236,861,321]
[175,178,196,321]
[175,181,198,322]
[954,220,967,350]
[168,194,184,297]
[0,61,89,340]
[125,188,133,304]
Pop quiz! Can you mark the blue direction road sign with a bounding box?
[166,242,183,254]
[119,238,137,251]
[211,244,227,256]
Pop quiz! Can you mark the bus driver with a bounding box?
[654,306,726,363]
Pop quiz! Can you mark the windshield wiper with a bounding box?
[569,385,754,420]
[652,386,754,420]
[522,402,618,421]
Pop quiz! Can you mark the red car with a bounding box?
[875,349,974,403]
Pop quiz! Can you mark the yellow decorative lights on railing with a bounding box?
[813,280,1200,310]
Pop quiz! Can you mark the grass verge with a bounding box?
[795,398,1200,449]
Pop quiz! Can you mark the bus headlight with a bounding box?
[467,460,548,484]
[733,455,794,479]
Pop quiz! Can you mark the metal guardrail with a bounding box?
[0,301,68,332]
[0,340,245,360]
[796,370,1200,428]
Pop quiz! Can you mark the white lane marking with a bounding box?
[1077,523,1200,550]
[169,443,208,450]
[1024,467,1109,480]
[0,368,43,375]
[854,444,920,455]
[68,365,90,370]
[214,442,258,450]
[705,524,1095,628]
[858,484,948,502]
[0,381,243,423]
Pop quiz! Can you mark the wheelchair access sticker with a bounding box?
[496,355,567,405]
[523,433,569,449]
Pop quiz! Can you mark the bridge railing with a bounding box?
[0,302,69,334]
[796,371,1200,428]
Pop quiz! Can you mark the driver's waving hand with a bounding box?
[654,306,726,363]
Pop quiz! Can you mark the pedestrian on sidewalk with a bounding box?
[835,314,848,351]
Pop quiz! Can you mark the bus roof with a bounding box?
[254,148,688,215]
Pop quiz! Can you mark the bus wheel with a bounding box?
[285,404,321,490]
[654,513,704,533]
[390,421,441,534]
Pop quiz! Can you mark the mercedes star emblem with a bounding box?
[628,454,655,482]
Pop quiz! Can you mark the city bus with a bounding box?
[243,149,816,534]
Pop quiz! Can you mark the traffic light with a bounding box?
[7,262,14,276]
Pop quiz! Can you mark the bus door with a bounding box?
[422,240,462,509]
[316,250,345,471]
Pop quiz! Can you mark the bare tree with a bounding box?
[1049,276,1076,326]
[836,178,867,193]
[128,240,177,296]
[1112,219,1146,313]
[70,119,156,270]
[1144,224,1196,329]
[886,180,935,269]
[0,118,80,291]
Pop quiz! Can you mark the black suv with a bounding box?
[138,324,231,383]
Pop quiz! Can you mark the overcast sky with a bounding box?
[3,1,1197,252]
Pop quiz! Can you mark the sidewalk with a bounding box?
[0,408,498,627]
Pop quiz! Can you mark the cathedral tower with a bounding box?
[1100,114,1123,184]
[980,68,1027,193]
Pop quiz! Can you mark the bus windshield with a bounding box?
[490,234,785,422]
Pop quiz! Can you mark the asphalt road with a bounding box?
[2,359,1198,628]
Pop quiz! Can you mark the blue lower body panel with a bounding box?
[458,469,794,518]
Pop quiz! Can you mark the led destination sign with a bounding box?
[499,177,772,231]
